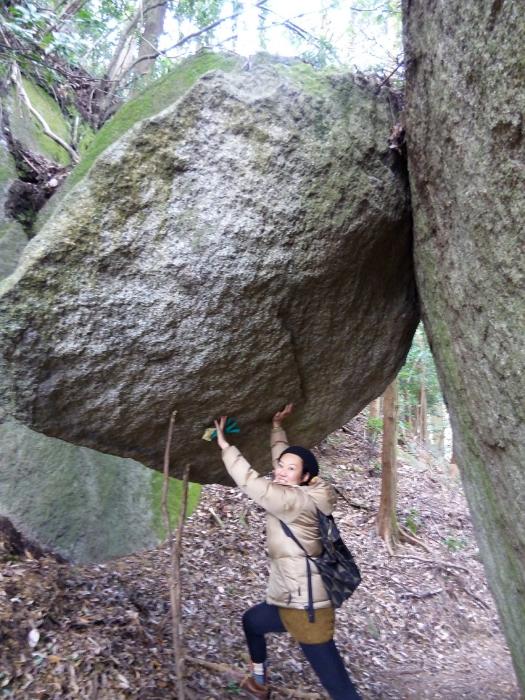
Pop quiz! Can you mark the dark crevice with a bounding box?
[277,302,307,402]
[1,110,69,237]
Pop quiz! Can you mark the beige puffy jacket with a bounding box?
[221,426,337,610]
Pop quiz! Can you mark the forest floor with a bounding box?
[0,414,520,699]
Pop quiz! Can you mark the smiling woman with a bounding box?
[212,405,362,700]
[274,453,307,485]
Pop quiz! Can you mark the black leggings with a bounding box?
[242,602,361,700]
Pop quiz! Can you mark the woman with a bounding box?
[214,404,361,700]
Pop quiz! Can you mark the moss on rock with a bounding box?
[38,51,243,226]
[0,419,200,562]
[0,53,416,487]
[150,471,201,538]
[8,79,71,165]
[404,0,525,689]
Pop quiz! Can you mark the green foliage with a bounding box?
[300,36,339,69]
[404,507,420,534]
[366,416,383,437]
[371,460,382,476]
[399,325,442,410]
[443,536,467,552]
[1,0,405,132]
[398,323,445,436]
[175,0,225,28]
[224,680,242,694]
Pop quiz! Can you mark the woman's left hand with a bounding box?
[214,416,230,450]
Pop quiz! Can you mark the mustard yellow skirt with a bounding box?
[278,606,335,644]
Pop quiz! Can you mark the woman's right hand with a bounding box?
[213,416,231,450]
[272,403,294,428]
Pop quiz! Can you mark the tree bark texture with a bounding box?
[403,1,525,690]
[377,380,399,553]
[134,0,168,78]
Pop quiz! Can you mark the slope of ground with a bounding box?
[0,415,520,699]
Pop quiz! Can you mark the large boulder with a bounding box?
[403,1,525,690]
[0,54,418,484]
[0,419,200,563]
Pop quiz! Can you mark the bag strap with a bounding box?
[279,520,316,623]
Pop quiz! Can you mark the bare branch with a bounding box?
[161,409,190,698]
[392,554,471,574]
[116,0,271,82]
[10,62,79,163]
[161,409,178,536]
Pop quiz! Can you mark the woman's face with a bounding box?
[274,455,309,486]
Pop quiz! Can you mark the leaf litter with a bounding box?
[0,414,520,699]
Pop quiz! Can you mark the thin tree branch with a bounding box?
[392,553,471,574]
[161,409,178,536]
[399,523,431,552]
[10,62,79,163]
[375,59,404,90]
[42,0,89,38]
[117,0,270,81]
[257,4,341,63]
[106,4,142,83]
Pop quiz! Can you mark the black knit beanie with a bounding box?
[279,446,319,483]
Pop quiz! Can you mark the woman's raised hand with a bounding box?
[213,415,230,450]
[272,403,294,428]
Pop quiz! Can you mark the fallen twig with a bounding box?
[393,553,471,574]
[399,524,432,553]
[208,507,225,528]
[399,587,443,600]
[445,569,489,610]
[186,657,323,698]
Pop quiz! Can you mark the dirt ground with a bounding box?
[0,414,521,699]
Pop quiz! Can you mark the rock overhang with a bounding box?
[0,53,419,484]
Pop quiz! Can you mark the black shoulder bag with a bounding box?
[280,509,361,623]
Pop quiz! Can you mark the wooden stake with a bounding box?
[161,410,191,700]
[173,464,190,700]
[161,409,178,536]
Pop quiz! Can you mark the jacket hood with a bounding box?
[304,476,337,515]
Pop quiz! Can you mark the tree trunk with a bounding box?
[377,379,399,553]
[419,380,427,443]
[133,0,168,79]
[433,401,445,456]
[368,397,381,420]
[449,431,459,478]
[366,397,381,439]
